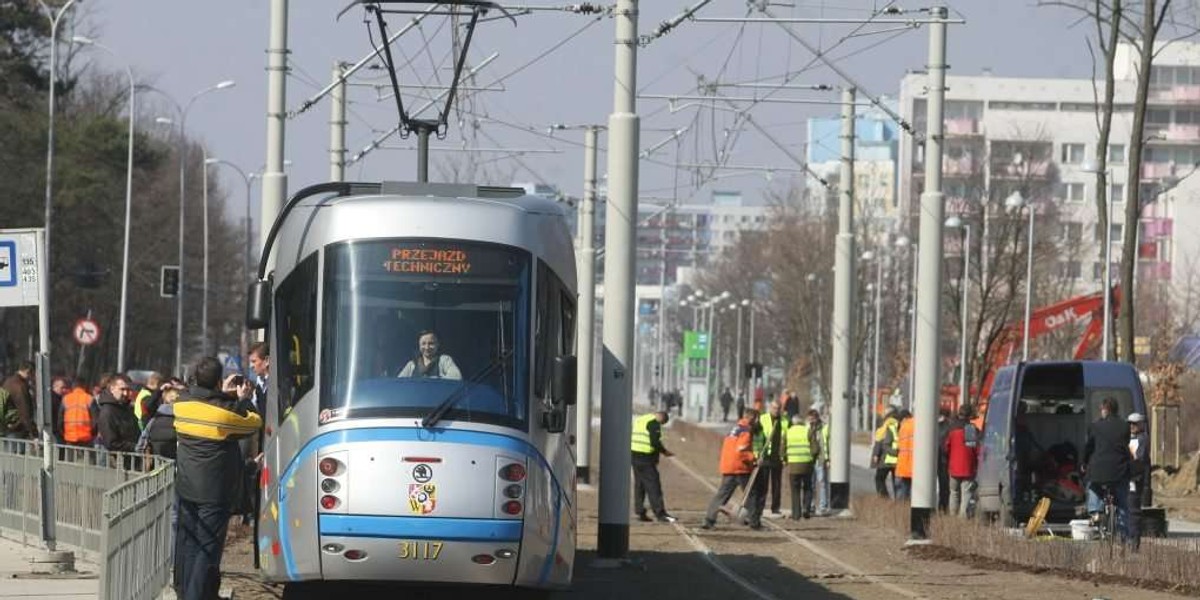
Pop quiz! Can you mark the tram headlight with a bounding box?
[499,463,526,482]
[320,478,340,494]
[503,484,523,499]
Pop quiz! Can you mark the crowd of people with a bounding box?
[0,343,271,600]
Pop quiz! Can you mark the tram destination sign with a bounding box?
[374,241,523,278]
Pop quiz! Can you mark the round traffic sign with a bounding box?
[73,318,101,346]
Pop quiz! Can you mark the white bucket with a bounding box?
[1070,519,1095,540]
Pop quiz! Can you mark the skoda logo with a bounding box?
[412,464,434,483]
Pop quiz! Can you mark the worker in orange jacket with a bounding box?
[894,409,914,500]
[701,408,760,529]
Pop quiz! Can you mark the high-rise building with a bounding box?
[806,109,901,219]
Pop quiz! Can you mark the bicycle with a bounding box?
[1089,482,1119,543]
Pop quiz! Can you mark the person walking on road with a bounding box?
[701,408,759,530]
[894,409,914,500]
[719,388,734,422]
[96,374,141,452]
[1082,397,1132,541]
[784,411,820,519]
[944,404,980,517]
[173,357,262,600]
[937,408,952,512]
[871,405,900,497]
[753,400,788,516]
[631,411,677,523]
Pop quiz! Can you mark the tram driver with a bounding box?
[397,330,463,380]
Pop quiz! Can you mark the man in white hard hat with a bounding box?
[1127,412,1149,549]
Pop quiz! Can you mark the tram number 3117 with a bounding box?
[398,540,444,560]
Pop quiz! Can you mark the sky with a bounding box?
[77,1,1098,224]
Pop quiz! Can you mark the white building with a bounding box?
[898,42,1190,292]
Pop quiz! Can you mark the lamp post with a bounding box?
[1081,160,1114,360]
[734,299,749,409]
[945,216,972,408]
[1005,191,1034,361]
[895,236,918,407]
[205,157,253,358]
[72,36,136,372]
[859,252,883,434]
[156,80,236,374]
[39,0,80,319]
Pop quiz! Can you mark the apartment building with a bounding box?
[897,41,1194,288]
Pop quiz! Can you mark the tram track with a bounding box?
[665,455,924,599]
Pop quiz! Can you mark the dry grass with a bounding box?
[852,494,1200,595]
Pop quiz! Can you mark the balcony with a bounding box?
[990,160,1052,179]
[945,118,981,136]
[1142,218,1173,240]
[1163,123,1200,142]
[1150,84,1200,103]
[1141,162,1176,179]
[1138,260,1172,281]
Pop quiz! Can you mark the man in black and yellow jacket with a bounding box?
[631,411,677,523]
[173,357,261,600]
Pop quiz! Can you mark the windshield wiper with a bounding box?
[421,349,513,429]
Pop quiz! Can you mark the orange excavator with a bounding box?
[941,287,1120,418]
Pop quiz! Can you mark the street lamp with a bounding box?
[945,216,972,409]
[858,251,883,433]
[39,0,81,373]
[206,157,255,357]
[1081,159,1114,361]
[1005,191,1034,361]
[155,80,235,373]
[895,236,918,407]
[72,36,136,372]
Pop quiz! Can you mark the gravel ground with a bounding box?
[221,419,1190,599]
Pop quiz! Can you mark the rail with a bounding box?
[0,439,175,600]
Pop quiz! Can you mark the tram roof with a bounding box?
[272,181,576,290]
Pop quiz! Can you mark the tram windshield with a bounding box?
[321,239,531,429]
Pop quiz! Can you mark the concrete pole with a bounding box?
[1022,207,1034,361]
[575,126,599,485]
[958,225,971,408]
[705,301,716,420]
[871,258,882,435]
[828,86,856,512]
[910,7,948,541]
[597,0,639,560]
[202,149,210,357]
[330,62,347,182]
[657,212,668,392]
[748,301,756,404]
[261,0,289,264]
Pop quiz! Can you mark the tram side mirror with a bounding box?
[246,280,272,330]
[552,356,577,406]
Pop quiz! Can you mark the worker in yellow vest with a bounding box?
[631,411,676,523]
[871,405,901,497]
[784,410,822,519]
[751,400,789,517]
[133,372,163,430]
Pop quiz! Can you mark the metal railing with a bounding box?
[0,439,174,599]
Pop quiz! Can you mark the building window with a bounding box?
[1061,143,1085,164]
[1064,261,1082,279]
[1093,262,1103,280]
[1110,183,1125,203]
[1108,144,1125,164]
[1148,109,1171,124]
[1064,182,1085,202]
[989,100,1056,111]
[1065,222,1083,246]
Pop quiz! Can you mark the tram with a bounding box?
[246,181,578,593]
